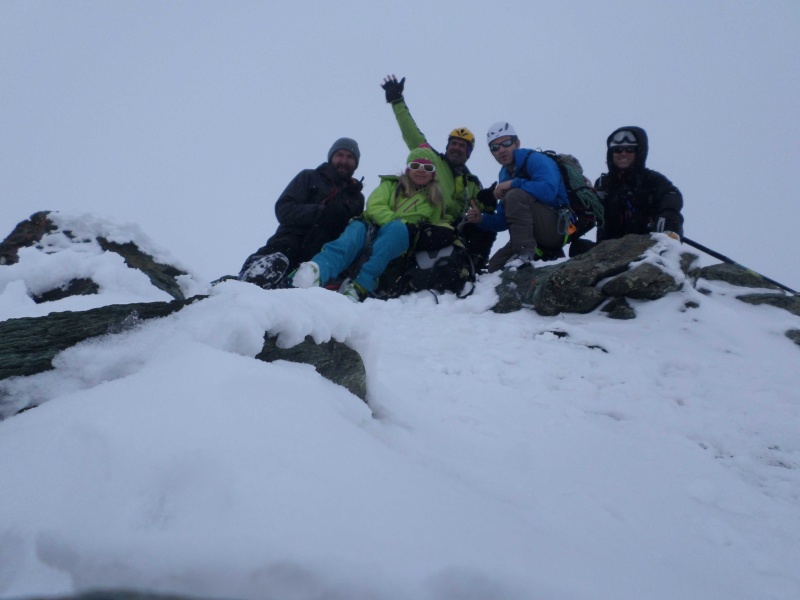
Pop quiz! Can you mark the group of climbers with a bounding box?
[238,75,684,302]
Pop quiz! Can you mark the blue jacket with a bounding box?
[479,149,569,232]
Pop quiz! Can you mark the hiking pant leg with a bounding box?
[354,220,409,292]
[505,189,564,252]
[312,220,368,285]
[487,240,515,273]
[461,222,497,268]
[530,200,565,250]
[504,189,537,254]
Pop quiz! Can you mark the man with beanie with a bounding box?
[380,74,496,271]
[238,137,365,289]
[466,122,571,272]
[293,145,452,302]
[595,126,683,242]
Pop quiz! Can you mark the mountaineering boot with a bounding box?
[292,261,321,288]
[238,252,290,289]
[338,278,367,303]
[536,246,566,262]
[504,250,536,270]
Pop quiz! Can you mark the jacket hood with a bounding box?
[606,126,649,173]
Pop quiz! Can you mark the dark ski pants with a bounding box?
[487,189,564,272]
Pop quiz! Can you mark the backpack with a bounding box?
[375,242,476,301]
[539,150,605,239]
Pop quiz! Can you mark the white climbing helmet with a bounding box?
[486,121,517,145]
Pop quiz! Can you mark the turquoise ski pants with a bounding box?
[312,219,410,292]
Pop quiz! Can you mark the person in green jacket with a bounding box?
[381,75,496,271]
[292,146,453,302]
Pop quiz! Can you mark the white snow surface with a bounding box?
[1,217,799,600]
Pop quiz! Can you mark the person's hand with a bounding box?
[466,200,483,224]
[476,183,497,211]
[381,75,405,104]
[665,231,680,240]
[494,180,513,200]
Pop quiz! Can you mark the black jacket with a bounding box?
[595,126,683,242]
[262,162,365,265]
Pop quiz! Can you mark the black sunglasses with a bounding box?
[612,146,637,154]
[489,138,516,152]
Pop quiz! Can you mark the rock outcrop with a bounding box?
[2,214,797,421]
[493,235,687,316]
[0,298,368,418]
[257,335,367,401]
[0,213,370,419]
[0,211,189,301]
[493,234,799,327]
[0,298,204,381]
[0,211,56,265]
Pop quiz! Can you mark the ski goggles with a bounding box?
[611,146,637,154]
[609,130,638,146]
[489,138,516,153]
[408,162,436,172]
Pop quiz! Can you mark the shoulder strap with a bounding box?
[514,150,535,180]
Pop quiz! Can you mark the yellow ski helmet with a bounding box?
[448,127,475,147]
[447,127,475,157]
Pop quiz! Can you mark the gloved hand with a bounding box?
[665,231,680,240]
[381,75,405,104]
[476,183,498,211]
[321,202,351,231]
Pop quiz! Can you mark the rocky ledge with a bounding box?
[1,213,797,422]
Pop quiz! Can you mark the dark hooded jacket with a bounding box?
[257,162,365,266]
[595,126,683,242]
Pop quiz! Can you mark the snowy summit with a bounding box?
[0,212,799,600]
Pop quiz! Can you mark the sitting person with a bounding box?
[595,126,683,242]
[466,122,571,272]
[237,138,364,289]
[381,74,496,271]
[292,146,453,301]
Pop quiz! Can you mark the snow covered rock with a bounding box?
[0,211,56,265]
[494,234,689,316]
[692,262,785,291]
[257,335,367,401]
[0,213,369,419]
[0,211,203,304]
[493,233,799,324]
[0,298,201,382]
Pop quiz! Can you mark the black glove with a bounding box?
[381,75,405,104]
[476,183,498,211]
[320,202,351,232]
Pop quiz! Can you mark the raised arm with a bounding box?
[382,75,428,150]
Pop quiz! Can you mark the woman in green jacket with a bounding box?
[293,146,451,301]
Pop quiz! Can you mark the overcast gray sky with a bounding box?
[2,0,798,290]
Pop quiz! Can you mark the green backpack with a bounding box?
[540,150,605,239]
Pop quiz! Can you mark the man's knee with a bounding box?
[504,189,535,218]
[505,188,534,204]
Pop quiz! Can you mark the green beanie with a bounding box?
[406,145,438,166]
